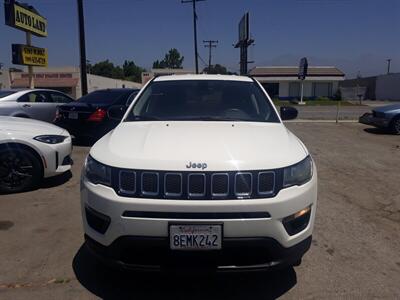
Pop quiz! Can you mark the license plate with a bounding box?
[69,112,78,119]
[170,224,222,250]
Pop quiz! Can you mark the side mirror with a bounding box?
[108,105,126,120]
[280,106,298,120]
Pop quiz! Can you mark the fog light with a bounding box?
[85,206,111,234]
[282,205,311,236]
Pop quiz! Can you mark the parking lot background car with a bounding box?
[0,89,74,123]
[55,88,139,142]
[81,74,317,271]
[359,103,400,134]
[0,116,72,193]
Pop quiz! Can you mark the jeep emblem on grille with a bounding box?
[186,162,207,170]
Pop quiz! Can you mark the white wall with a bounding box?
[376,73,400,100]
[256,77,342,99]
[0,69,11,89]
[279,82,289,97]
[75,74,142,98]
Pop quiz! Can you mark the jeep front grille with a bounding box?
[115,169,281,200]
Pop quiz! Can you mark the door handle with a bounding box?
[22,104,31,108]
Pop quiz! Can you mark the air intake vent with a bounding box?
[212,173,229,196]
[188,173,206,197]
[119,171,136,194]
[164,173,182,196]
[142,172,159,196]
[117,169,278,200]
[258,172,275,195]
[235,173,252,197]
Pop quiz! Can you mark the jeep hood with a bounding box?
[90,121,308,171]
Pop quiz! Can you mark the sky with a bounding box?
[1,0,399,79]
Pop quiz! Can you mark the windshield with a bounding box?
[126,80,280,122]
[0,91,17,99]
[78,89,134,105]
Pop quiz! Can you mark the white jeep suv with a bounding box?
[81,74,317,271]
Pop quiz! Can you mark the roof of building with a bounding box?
[250,66,345,77]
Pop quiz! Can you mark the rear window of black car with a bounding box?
[0,91,17,98]
[77,89,134,105]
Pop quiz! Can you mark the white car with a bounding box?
[0,89,73,123]
[81,74,317,271]
[0,116,72,193]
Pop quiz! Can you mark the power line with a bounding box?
[197,54,208,69]
[203,40,218,72]
[181,0,205,74]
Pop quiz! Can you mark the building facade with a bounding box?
[7,67,142,99]
[250,66,345,100]
[0,69,11,89]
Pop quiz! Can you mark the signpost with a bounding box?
[4,0,48,88]
[234,12,254,75]
[298,57,308,105]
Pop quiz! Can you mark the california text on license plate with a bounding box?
[169,224,222,250]
[69,112,78,119]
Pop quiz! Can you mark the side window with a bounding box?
[18,92,49,103]
[49,92,72,103]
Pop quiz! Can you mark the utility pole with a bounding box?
[203,40,218,72]
[182,0,205,74]
[77,0,88,96]
[387,59,392,75]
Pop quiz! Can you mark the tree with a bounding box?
[90,59,145,82]
[152,59,165,69]
[91,60,115,78]
[203,64,229,74]
[111,66,124,79]
[123,60,145,82]
[152,48,184,69]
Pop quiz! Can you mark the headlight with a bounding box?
[84,155,111,186]
[283,156,313,188]
[34,135,67,144]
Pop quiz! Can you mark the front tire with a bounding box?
[390,117,400,134]
[0,148,42,193]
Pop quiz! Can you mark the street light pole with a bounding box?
[77,0,88,96]
[386,59,392,75]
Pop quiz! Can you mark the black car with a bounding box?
[55,88,139,142]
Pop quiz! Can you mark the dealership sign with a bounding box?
[12,44,48,67]
[4,0,47,37]
[298,57,308,80]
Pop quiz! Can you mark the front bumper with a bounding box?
[85,234,312,271]
[80,165,317,270]
[359,113,390,128]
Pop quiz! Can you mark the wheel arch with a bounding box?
[0,142,44,178]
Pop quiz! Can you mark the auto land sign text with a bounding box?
[13,3,47,37]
